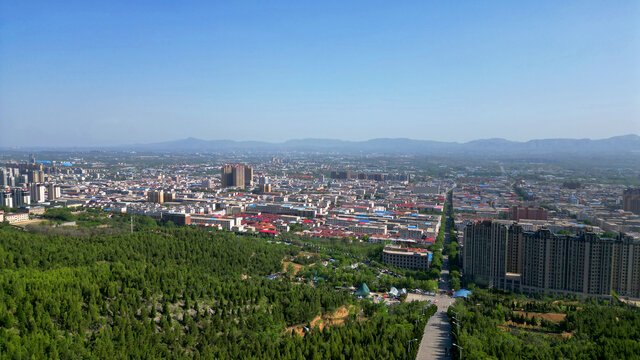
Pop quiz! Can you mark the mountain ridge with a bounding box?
[2,135,639,157]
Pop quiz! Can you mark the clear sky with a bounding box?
[1,1,639,147]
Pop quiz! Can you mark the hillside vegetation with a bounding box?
[0,226,433,359]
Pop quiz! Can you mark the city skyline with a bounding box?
[1,1,639,147]
[1,2,639,358]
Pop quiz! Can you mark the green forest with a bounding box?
[448,289,640,360]
[0,226,434,359]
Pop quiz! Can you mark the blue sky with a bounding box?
[1,1,638,147]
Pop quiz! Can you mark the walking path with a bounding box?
[415,305,452,359]
[416,191,457,359]
[414,257,454,359]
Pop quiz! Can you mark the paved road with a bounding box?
[416,194,457,360]
[414,255,455,360]
[415,303,453,359]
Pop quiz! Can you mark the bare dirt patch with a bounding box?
[513,311,566,322]
[12,219,47,227]
[282,261,305,275]
[285,305,354,336]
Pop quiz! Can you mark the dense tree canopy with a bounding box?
[449,289,640,360]
[0,226,433,359]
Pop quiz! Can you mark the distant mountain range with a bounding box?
[2,135,639,158]
[123,134,640,157]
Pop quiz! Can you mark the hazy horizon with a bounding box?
[1,1,639,147]
[1,133,639,151]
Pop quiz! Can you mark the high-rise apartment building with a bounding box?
[202,178,214,189]
[12,188,31,207]
[463,220,640,299]
[0,168,7,186]
[510,206,548,221]
[244,166,253,187]
[0,191,12,208]
[233,168,244,189]
[221,165,233,188]
[221,165,253,189]
[164,191,175,202]
[18,175,29,185]
[623,188,640,215]
[30,183,46,203]
[147,190,164,204]
[28,170,44,184]
[330,171,352,180]
[462,220,515,288]
[48,184,61,201]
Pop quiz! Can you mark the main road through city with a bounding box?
[413,256,455,360]
[414,191,456,359]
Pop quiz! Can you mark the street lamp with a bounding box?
[421,304,430,315]
[407,338,419,353]
[451,319,461,342]
[452,343,463,360]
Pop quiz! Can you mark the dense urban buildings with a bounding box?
[1,151,639,304]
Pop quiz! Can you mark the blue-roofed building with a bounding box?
[453,289,472,298]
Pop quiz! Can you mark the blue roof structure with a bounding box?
[453,289,472,298]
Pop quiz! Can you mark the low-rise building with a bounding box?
[5,212,29,224]
[382,245,431,270]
